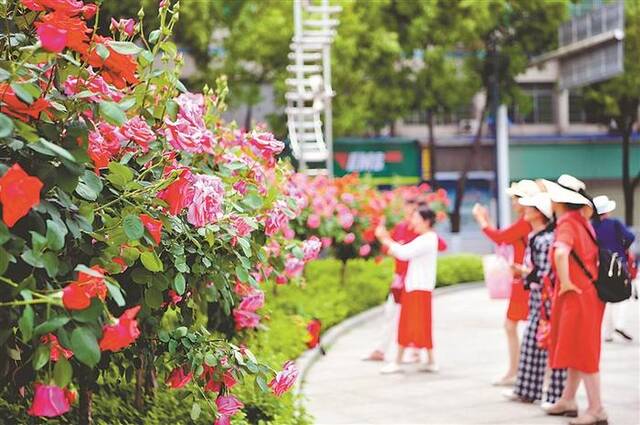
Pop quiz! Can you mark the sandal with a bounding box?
[543,400,578,417]
[569,410,608,425]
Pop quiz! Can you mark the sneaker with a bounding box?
[418,363,440,373]
[501,389,520,401]
[380,362,403,374]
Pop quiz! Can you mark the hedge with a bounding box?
[0,254,482,424]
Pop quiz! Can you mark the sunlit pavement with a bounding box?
[302,286,639,425]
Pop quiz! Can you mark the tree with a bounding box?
[448,0,568,232]
[585,0,640,225]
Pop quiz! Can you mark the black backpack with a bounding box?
[571,223,632,303]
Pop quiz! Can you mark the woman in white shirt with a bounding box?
[376,205,439,374]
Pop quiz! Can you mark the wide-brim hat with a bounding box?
[519,192,553,219]
[505,179,540,198]
[541,174,590,205]
[593,195,616,215]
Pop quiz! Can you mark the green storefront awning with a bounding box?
[509,142,640,180]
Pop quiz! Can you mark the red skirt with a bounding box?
[507,280,529,321]
[398,290,433,349]
[549,285,605,373]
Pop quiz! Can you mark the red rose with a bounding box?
[41,334,73,361]
[36,22,67,53]
[166,365,193,389]
[0,164,44,227]
[139,213,162,245]
[99,306,141,352]
[62,266,107,311]
[158,168,193,215]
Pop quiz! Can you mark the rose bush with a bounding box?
[0,1,315,423]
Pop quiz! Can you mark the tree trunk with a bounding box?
[427,109,437,187]
[450,104,488,233]
[134,356,145,410]
[78,370,94,425]
[389,120,396,137]
[244,104,253,131]
[340,259,347,285]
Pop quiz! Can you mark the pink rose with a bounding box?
[233,309,260,330]
[216,395,244,416]
[37,23,67,53]
[343,233,355,244]
[306,214,321,229]
[122,116,155,152]
[359,244,371,257]
[231,215,253,238]
[284,255,304,278]
[232,180,247,196]
[248,131,284,166]
[282,225,295,240]
[164,93,215,154]
[338,212,355,230]
[186,174,225,227]
[238,291,264,312]
[275,275,287,285]
[264,202,288,236]
[27,383,70,417]
[302,236,322,262]
[321,237,332,248]
[269,361,299,397]
[110,18,136,37]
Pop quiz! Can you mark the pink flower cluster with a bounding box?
[187,174,225,227]
[269,361,299,397]
[87,117,154,171]
[233,288,264,330]
[164,93,215,154]
[302,236,322,261]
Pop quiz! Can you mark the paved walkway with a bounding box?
[302,286,640,424]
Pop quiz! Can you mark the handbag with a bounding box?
[536,276,553,350]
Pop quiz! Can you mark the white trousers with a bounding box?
[376,294,401,360]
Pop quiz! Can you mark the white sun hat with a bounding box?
[519,192,553,219]
[505,179,541,198]
[593,195,616,215]
[541,174,591,205]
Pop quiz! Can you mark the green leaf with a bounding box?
[0,221,10,245]
[107,41,142,55]
[42,252,60,277]
[32,344,50,370]
[99,101,126,126]
[18,305,34,342]
[76,170,103,201]
[34,316,70,336]
[53,356,73,387]
[190,403,201,421]
[46,219,68,251]
[173,273,185,295]
[144,288,163,309]
[107,162,134,188]
[0,112,14,138]
[242,193,264,209]
[235,265,249,283]
[71,298,103,323]
[0,247,9,275]
[10,82,36,104]
[140,251,163,272]
[96,43,110,60]
[105,281,125,307]
[131,267,152,284]
[70,327,100,367]
[148,30,161,44]
[256,375,269,392]
[292,246,304,260]
[123,214,144,240]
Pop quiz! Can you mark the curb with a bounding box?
[293,280,484,395]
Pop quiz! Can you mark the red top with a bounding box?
[389,221,418,276]
[553,211,598,291]
[482,216,532,264]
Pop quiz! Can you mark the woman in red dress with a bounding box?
[543,175,607,425]
[473,179,537,386]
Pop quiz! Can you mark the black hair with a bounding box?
[416,205,436,226]
[566,203,584,211]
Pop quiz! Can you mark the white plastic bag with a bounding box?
[483,254,513,299]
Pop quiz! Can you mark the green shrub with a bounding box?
[0,255,481,424]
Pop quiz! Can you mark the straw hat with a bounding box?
[541,174,591,205]
[505,179,541,198]
[519,192,553,219]
[593,195,616,215]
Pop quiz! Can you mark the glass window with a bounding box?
[510,84,554,124]
[569,90,599,123]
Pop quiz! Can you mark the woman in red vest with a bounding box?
[473,179,538,386]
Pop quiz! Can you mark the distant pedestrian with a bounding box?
[472,179,539,386]
[363,198,419,362]
[592,195,635,342]
[503,192,567,404]
[542,175,608,425]
[375,205,439,374]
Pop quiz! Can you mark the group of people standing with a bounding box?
[364,174,636,425]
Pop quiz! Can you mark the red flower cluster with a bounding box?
[99,306,141,352]
[62,266,107,310]
[0,164,43,228]
[139,214,162,245]
[158,167,194,215]
[166,365,193,389]
[306,318,322,349]
[41,334,73,361]
[0,84,51,122]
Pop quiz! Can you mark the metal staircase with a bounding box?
[286,0,340,175]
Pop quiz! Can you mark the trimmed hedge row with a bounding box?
[0,255,482,424]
